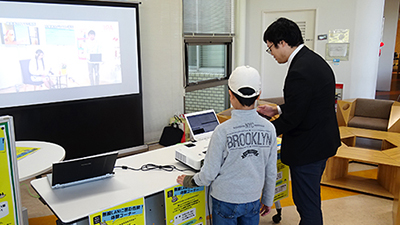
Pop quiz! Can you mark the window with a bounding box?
[183,0,234,114]
[184,38,232,113]
[183,0,234,35]
[184,37,232,88]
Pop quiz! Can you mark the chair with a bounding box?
[336,98,400,132]
[19,59,43,90]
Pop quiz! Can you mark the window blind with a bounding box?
[183,0,235,35]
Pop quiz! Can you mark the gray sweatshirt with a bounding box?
[193,109,277,206]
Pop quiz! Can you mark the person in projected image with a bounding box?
[29,49,55,89]
[4,29,16,44]
[86,30,102,86]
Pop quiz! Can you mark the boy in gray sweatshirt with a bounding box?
[177,65,277,225]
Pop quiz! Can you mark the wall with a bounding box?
[241,0,385,100]
[134,0,389,144]
[377,0,399,91]
[349,0,385,98]
[139,0,184,143]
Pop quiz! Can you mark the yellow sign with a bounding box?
[89,197,145,225]
[0,117,22,225]
[164,185,206,225]
[274,138,289,202]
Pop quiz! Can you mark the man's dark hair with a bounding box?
[230,87,259,107]
[88,30,96,36]
[263,17,304,48]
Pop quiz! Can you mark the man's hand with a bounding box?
[176,175,186,185]
[257,104,278,118]
[260,203,272,216]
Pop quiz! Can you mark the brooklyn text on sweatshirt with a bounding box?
[227,130,273,149]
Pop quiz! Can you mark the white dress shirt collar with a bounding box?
[287,44,304,68]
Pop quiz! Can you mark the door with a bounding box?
[260,10,316,98]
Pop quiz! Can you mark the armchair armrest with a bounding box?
[336,99,356,126]
[388,101,400,133]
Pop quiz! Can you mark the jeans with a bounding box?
[88,63,100,85]
[211,197,260,225]
[290,158,328,225]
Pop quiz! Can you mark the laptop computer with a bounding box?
[185,109,220,142]
[47,151,118,189]
[175,109,220,170]
[89,53,102,62]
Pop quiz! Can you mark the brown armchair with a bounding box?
[336,98,400,132]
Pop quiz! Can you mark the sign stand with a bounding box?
[0,115,22,225]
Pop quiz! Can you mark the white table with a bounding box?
[30,144,193,224]
[17,141,66,182]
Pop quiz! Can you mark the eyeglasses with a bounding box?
[266,44,274,55]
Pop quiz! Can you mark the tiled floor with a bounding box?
[260,194,392,225]
[260,163,393,225]
[21,154,394,225]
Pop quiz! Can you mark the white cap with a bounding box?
[228,65,261,98]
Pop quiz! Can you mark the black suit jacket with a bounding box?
[272,46,341,166]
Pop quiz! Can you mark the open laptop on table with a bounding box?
[175,109,220,170]
[47,151,118,189]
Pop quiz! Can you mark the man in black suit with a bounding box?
[257,17,341,225]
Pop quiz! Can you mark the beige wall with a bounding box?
[119,0,390,143]
[139,0,184,143]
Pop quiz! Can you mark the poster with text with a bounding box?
[89,197,145,225]
[0,116,22,225]
[274,138,289,202]
[165,185,206,225]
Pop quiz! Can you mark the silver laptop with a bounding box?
[185,109,220,142]
[89,53,102,62]
[175,109,220,170]
[47,151,118,189]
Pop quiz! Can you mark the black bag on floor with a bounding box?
[159,122,184,147]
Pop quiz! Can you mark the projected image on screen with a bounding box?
[0,18,122,93]
[0,0,139,109]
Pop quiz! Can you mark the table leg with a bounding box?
[389,167,400,225]
[322,157,348,182]
[378,165,400,195]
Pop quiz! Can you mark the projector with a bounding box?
[175,140,209,171]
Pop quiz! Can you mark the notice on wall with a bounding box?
[328,29,349,43]
[89,197,145,225]
[164,185,206,225]
[274,138,289,202]
[326,29,350,61]
[0,116,22,225]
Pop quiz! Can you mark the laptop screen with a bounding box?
[89,53,102,62]
[185,109,220,141]
[51,151,118,187]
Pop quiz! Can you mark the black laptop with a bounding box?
[47,151,118,189]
